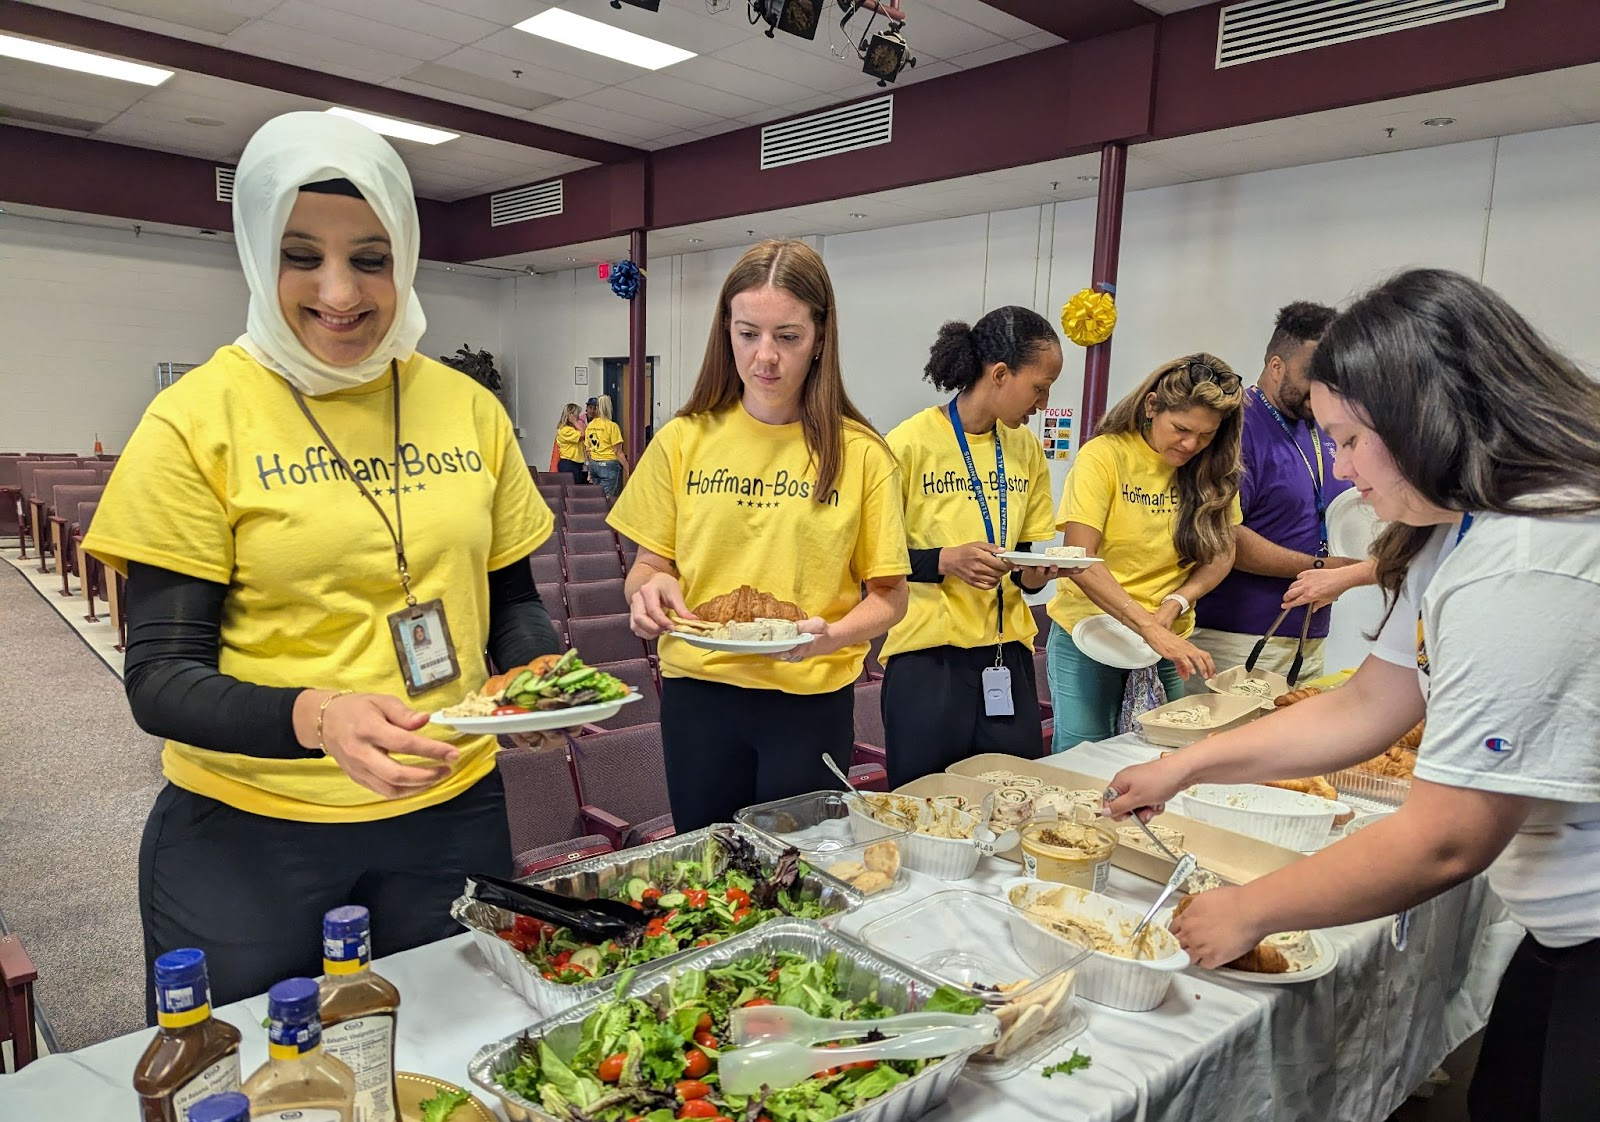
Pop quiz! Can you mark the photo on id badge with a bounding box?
[390,599,461,695]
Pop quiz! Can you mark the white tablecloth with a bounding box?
[0,738,1522,1122]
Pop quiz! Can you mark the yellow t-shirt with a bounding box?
[882,406,1056,660]
[586,418,624,462]
[556,423,585,462]
[607,402,910,694]
[1047,431,1240,639]
[84,345,552,823]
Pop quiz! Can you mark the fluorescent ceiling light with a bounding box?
[325,107,458,145]
[515,9,695,70]
[0,33,172,86]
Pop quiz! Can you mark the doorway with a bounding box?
[597,356,658,446]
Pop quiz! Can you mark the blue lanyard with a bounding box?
[1253,387,1329,559]
[1456,511,1474,544]
[948,398,1008,641]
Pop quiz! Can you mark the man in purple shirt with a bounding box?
[1191,302,1366,686]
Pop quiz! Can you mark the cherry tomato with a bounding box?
[541,971,555,980]
[695,1013,713,1032]
[732,907,750,923]
[725,888,751,908]
[496,930,537,953]
[842,1060,879,1071]
[768,969,782,982]
[646,919,669,938]
[741,997,775,1008]
[674,1080,712,1100]
[565,964,590,978]
[695,937,718,947]
[491,705,530,715]
[598,1052,627,1082]
[677,1102,720,1119]
[684,889,709,909]
[642,887,663,903]
[682,1048,711,1078]
[693,1030,718,1049]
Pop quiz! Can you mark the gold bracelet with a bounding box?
[315,690,353,756]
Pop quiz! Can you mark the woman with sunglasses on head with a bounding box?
[1045,355,1244,751]
[609,239,910,831]
[84,112,558,1013]
[1107,269,1600,1120]
[879,307,1065,786]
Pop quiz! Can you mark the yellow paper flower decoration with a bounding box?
[1061,288,1117,347]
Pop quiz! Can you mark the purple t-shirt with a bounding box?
[1196,388,1353,639]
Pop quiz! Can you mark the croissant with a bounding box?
[1274,687,1323,708]
[1263,776,1337,800]
[690,584,806,624]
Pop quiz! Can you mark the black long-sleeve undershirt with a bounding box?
[905,543,1050,591]
[122,557,559,758]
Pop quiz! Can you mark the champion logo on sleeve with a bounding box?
[1483,737,1515,756]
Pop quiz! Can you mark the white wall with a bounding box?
[0,216,505,453]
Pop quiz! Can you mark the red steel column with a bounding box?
[1080,141,1128,437]
[626,227,648,462]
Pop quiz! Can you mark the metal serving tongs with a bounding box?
[466,872,649,942]
[1245,604,1315,687]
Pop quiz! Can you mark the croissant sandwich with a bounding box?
[1172,895,1291,974]
[691,584,806,624]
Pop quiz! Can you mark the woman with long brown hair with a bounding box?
[1107,269,1600,1119]
[608,239,909,829]
[1045,354,1244,751]
[554,403,586,480]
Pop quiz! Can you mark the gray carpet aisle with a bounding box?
[0,562,161,1050]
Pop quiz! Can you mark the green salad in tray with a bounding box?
[495,830,831,985]
[499,949,984,1122]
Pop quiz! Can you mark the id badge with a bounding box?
[981,665,1014,717]
[389,598,461,696]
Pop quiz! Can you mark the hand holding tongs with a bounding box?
[1245,604,1315,687]
[466,872,648,942]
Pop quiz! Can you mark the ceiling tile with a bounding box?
[474,27,662,86]
[1016,29,1066,50]
[712,36,866,94]
[891,59,959,86]
[72,0,276,37]
[425,0,554,24]
[652,55,825,106]
[221,20,425,83]
[880,5,1002,60]
[0,60,153,111]
[397,65,559,112]
[429,46,605,99]
[557,0,753,55]
[259,1,460,62]
[640,127,715,150]
[529,98,666,142]
[944,40,1029,69]
[917,0,1045,40]
[574,84,730,130]
[310,0,508,44]
[619,70,753,116]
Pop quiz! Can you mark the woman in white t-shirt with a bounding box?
[1106,268,1600,1119]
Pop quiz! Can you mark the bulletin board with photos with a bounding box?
[1042,407,1074,461]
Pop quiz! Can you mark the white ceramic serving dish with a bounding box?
[1000,878,1189,1012]
[1174,784,1348,852]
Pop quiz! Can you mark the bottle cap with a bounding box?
[323,905,372,969]
[186,1091,251,1122]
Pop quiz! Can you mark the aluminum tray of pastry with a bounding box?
[468,919,983,1122]
[451,825,862,1014]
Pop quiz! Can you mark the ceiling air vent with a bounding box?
[215,166,235,203]
[1217,0,1505,68]
[760,95,892,171]
[490,179,564,227]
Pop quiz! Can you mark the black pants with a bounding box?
[659,677,854,833]
[557,458,586,480]
[139,769,511,1021]
[1468,932,1600,1120]
[880,641,1042,788]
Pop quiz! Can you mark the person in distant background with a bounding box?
[880,307,1064,787]
[584,394,627,500]
[1045,355,1244,750]
[554,403,587,481]
[1189,302,1372,687]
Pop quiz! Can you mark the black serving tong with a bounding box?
[1245,605,1314,687]
[467,872,648,942]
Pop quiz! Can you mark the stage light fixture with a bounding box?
[753,0,821,40]
[861,25,914,85]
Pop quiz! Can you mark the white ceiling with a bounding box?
[476,61,1600,272]
[6,0,1068,196]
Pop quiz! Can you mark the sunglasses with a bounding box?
[1181,359,1241,393]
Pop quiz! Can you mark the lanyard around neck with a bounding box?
[948,397,1008,640]
[290,362,416,606]
[1253,386,1329,557]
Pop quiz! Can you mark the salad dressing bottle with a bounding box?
[243,977,356,1121]
[318,905,402,1122]
[132,948,242,1122]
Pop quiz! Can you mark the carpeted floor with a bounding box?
[0,560,160,1049]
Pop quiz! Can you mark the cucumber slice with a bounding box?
[570,946,603,975]
[657,892,686,909]
[624,877,650,903]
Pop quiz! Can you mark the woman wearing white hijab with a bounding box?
[86,112,560,1013]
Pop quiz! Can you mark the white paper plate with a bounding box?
[997,552,1100,570]
[669,631,816,654]
[1211,931,1338,984]
[1327,488,1386,559]
[1071,614,1160,670]
[432,691,642,733]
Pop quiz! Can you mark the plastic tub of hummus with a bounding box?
[848,792,1015,881]
[1001,878,1189,1011]
[735,790,911,899]
[1017,820,1117,893]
